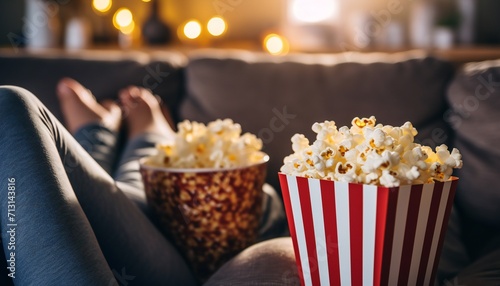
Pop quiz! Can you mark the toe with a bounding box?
[102,100,121,117]
[100,100,122,131]
[119,92,133,107]
[101,99,119,111]
[127,86,141,98]
[57,78,94,102]
[56,78,105,134]
[56,78,77,99]
[119,86,141,106]
[138,87,161,107]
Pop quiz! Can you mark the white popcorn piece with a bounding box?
[292,134,310,153]
[380,170,400,187]
[363,172,380,185]
[448,148,463,169]
[351,116,376,135]
[280,116,462,187]
[334,162,358,183]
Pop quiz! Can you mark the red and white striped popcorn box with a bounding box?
[279,173,459,286]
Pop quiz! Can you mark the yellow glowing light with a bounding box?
[120,20,135,35]
[291,0,338,23]
[93,0,112,13]
[113,8,133,29]
[142,0,151,2]
[207,17,227,37]
[183,20,202,39]
[264,34,288,55]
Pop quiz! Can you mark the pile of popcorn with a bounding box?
[281,116,462,187]
[147,119,266,169]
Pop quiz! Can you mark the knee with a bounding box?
[205,238,298,285]
[0,86,38,119]
[0,86,36,105]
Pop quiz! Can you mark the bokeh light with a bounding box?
[92,0,112,13]
[264,34,289,55]
[120,21,135,35]
[113,8,133,30]
[207,17,227,37]
[184,20,202,39]
[291,0,338,23]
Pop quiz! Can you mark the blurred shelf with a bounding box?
[429,46,500,65]
[1,44,499,65]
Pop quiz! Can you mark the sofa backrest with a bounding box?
[447,59,500,232]
[180,50,455,190]
[0,50,187,122]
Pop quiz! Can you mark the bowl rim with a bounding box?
[139,153,270,173]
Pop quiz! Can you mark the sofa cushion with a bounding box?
[180,50,454,190]
[0,50,186,122]
[447,59,500,228]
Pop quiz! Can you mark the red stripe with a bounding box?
[374,186,390,286]
[297,177,321,286]
[320,180,341,286]
[380,187,400,286]
[429,179,459,284]
[349,183,363,286]
[279,173,305,286]
[398,185,424,284]
[416,181,444,286]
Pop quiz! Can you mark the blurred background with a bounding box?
[0,0,499,54]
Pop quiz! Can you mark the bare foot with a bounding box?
[57,78,121,134]
[120,86,174,139]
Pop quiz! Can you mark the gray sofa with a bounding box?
[1,49,499,277]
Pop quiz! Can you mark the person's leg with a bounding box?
[111,86,175,214]
[204,237,299,286]
[0,86,115,285]
[114,87,288,239]
[114,132,168,214]
[0,235,14,285]
[114,86,173,182]
[72,123,120,175]
[58,80,159,217]
[0,86,196,285]
[57,78,122,174]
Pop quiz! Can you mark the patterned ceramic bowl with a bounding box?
[140,155,269,281]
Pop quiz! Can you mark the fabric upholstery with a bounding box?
[447,60,500,229]
[0,50,186,122]
[181,50,454,190]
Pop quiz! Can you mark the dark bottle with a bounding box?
[142,0,172,45]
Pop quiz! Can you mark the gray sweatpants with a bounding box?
[0,86,199,285]
[0,86,286,285]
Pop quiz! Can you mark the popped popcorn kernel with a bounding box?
[147,119,266,169]
[281,116,462,187]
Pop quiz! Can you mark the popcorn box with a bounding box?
[140,158,268,282]
[279,173,458,286]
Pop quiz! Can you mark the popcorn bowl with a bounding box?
[140,155,269,281]
[279,173,458,286]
